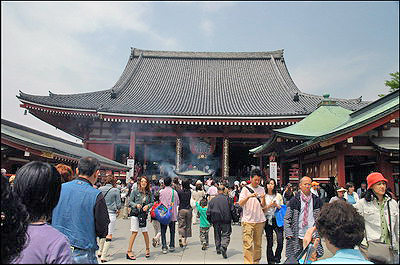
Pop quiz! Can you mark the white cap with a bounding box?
[196,180,202,185]
[234,181,240,186]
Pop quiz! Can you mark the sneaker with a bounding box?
[162,248,168,254]
[201,243,207,250]
[169,247,175,252]
[216,248,221,255]
[221,247,227,259]
[152,238,157,248]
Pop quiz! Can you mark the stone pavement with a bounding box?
[98,216,332,264]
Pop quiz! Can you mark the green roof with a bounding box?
[285,90,399,154]
[249,135,276,154]
[251,90,399,156]
[274,104,352,139]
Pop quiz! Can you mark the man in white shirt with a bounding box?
[238,169,266,264]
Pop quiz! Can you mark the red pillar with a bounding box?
[129,131,136,159]
[337,153,346,188]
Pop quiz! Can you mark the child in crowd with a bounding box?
[196,197,211,250]
[150,192,162,248]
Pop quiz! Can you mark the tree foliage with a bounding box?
[385,72,399,93]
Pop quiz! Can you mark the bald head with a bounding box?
[300,176,312,184]
[299,176,312,195]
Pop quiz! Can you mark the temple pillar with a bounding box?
[143,144,147,174]
[176,137,182,171]
[222,138,229,179]
[129,131,136,159]
[337,153,346,187]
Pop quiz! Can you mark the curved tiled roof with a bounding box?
[17,48,370,118]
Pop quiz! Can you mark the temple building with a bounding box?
[17,48,369,183]
[251,90,399,197]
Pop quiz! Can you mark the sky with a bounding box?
[1,1,399,144]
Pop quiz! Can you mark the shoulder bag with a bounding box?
[244,185,262,204]
[360,199,397,264]
[155,189,175,225]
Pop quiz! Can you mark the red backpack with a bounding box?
[150,201,161,219]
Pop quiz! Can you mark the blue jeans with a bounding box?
[72,248,97,264]
[161,221,176,250]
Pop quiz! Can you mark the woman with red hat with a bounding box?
[354,172,399,262]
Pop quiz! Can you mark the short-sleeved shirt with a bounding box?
[13,223,72,264]
[207,185,218,196]
[239,185,266,223]
[347,193,356,204]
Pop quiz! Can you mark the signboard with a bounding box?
[270,162,277,182]
[127,158,135,182]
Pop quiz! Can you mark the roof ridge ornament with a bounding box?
[293,92,299,102]
[110,89,117,99]
[317,93,337,107]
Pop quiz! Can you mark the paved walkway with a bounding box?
[98,216,332,264]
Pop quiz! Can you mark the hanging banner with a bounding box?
[270,162,277,182]
[127,158,135,182]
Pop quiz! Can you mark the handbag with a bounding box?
[155,189,175,225]
[137,208,148,228]
[360,199,397,264]
[284,240,315,264]
[274,204,287,227]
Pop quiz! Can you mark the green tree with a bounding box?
[385,72,399,92]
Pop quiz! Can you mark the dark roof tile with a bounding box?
[17,48,370,118]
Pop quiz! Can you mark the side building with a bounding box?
[1,119,131,181]
[251,90,399,197]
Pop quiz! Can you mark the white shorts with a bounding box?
[108,213,117,235]
[130,216,148,232]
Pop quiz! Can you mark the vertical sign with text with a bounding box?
[127,159,135,183]
[270,162,277,182]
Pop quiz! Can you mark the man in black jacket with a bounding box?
[206,184,234,259]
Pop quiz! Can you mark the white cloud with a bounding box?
[290,53,378,100]
[1,2,179,142]
[200,19,214,37]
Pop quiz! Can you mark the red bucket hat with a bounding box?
[367,172,387,190]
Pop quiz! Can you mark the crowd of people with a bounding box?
[1,159,399,264]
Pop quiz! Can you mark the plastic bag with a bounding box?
[274,204,287,227]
